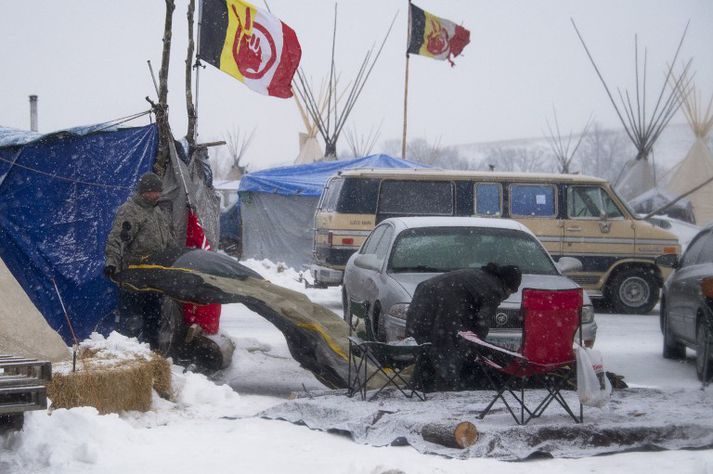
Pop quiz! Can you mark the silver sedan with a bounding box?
[342,216,597,348]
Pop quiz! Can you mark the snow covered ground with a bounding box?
[2,259,713,473]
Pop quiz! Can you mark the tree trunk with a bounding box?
[185,0,197,150]
[421,421,478,449]
[154,0,176,176]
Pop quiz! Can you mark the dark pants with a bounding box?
[116,290,162,349]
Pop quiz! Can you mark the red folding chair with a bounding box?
[459,288,584,425]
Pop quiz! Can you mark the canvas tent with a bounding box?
[0,123,219,346]
[663,83,713,226]
[238,154,426,269]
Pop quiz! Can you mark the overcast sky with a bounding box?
[1,1,712,170]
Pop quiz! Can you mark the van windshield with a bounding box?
[388,227,558,275]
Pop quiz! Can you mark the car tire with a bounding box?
[696,317,713,382]
[0,413,24,432]
[607,267,659,315]
[662,305,685,360]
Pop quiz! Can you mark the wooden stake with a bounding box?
[401,0,412,160]
[185,0,197,149]
[421,421,478,449]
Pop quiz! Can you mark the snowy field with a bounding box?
[2,259,713,473]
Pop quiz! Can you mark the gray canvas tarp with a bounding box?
[240,193,317,268]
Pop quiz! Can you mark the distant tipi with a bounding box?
[664,80,713,225]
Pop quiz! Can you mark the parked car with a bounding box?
[657,223,713,381]
[342,216,597,349]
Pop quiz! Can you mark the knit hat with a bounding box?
[482,262,522,292]
[137,172,163,194]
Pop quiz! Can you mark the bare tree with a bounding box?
[484,146,552,173]
[577,122,632,181]
[344,122,382,158]
[544,108,592,174]
[223,127,255,180]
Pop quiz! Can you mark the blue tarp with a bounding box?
[0,124,158,344]
[238,154,426,197]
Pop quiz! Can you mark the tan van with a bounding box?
[312,169,680,314]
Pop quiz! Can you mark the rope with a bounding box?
[0,154,133,190]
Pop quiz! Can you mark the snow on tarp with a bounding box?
[262,388,713,460]
[239,154,427,196]
[115,248,389,389]
[0,124,158,344]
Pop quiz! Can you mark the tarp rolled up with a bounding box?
[116,248,386,389]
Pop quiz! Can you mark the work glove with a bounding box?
[103,265,116,279]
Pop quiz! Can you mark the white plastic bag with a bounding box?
[576,345,612,407]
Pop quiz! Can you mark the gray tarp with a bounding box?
[262,387,713,460]
[240,193,317,268]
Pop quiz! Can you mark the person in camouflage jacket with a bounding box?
[104,172,176,348]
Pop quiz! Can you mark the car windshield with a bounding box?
[388,226,558,275]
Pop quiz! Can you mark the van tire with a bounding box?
[606,267,659,315]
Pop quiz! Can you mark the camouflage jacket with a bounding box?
[105,193,176,270]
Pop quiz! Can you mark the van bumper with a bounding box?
[309,265,344,287]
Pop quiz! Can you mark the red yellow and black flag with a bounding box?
[407,3,470,65]
[198,0,302,98]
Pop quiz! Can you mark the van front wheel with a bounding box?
[607,268,659,314]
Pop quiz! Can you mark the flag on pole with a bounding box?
[199,0,302,98]
[184,207,221,334]
[407,3,470,65]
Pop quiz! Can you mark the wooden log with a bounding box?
[421,421,478,449]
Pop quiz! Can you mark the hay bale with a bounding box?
[47,333,172,414]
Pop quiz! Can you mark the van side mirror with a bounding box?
[655,254,679,269]
[354,254,383,272]
[557,256,583,274]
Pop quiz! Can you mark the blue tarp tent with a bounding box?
[0,124,158,344]
[237,155,426,268]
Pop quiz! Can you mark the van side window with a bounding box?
[322,178,344,211]
[510,184,556,217]
[378,180,454,215]
[474,183,502,216]
[336,178,380,213]
[568,186,623,219]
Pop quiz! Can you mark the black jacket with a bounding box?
[405,267,510,391]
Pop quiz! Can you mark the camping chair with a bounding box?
[346,298,430,401]
[459,288,584,425]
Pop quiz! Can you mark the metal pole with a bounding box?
[29,95,38,132]
[401,0,412,160]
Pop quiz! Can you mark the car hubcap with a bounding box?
[619,276,650,308]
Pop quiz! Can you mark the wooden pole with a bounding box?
[154,0,176,175]
[401,0,412,160]
[186,0,197,149]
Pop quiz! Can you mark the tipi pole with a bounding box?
[401,0,412,159]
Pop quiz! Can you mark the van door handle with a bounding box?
[566,226,582,232]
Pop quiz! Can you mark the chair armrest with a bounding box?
[458,331,525,360]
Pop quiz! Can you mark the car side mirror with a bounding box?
[557,256,583,274]
[354,254,383,272]
[655,254,679,269]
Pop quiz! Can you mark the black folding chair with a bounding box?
[346,299,430,401]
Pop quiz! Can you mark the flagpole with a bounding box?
[401,0,412,160]
[194,0,203,143]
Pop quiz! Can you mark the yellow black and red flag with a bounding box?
[407,3,470,65]
[198,0,302,98]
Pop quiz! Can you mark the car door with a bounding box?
[668,230,710,342]
[563,185,633,287]
[345,224,387,303]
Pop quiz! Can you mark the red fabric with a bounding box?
[267,22,302,98]
[183,207,221,334]
[519,288,582,366]
[449,24,471,58]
